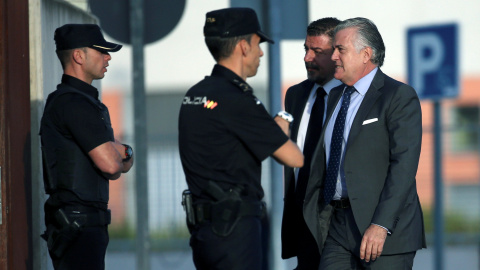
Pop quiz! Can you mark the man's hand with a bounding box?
[114,140,127,159]
[360,224,388,262]
[114,139,134,173]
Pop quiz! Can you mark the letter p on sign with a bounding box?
[407,24,459,100]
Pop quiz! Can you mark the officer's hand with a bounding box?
[274,116,290,136]
[113,139,134,173]
[114,140,127,159]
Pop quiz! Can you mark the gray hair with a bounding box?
[335,17,385,67]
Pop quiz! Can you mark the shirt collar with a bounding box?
[61,74,99,99]
[211,64,253,92]
[319,78,343,95]
[352,67,378,96]
[312,78,343,97]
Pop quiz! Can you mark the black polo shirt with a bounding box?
[43,74,114,209]
[178,65,288,201]
[49,75,114,153]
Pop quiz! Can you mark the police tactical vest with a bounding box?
[40,84,113,203]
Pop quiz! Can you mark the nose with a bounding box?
[304,49,314,62]
[260,47,264,57]
[331,48,338,61]
[105,53,112,61]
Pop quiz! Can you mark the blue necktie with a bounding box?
[323,86,356,204]
[295,87,326,206]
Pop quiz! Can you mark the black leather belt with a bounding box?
[330,198,350,209]
[194,201,265,223]
[62,205,111,226]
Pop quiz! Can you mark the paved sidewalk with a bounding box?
[101,245,479,270]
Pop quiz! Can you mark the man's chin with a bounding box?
[307,72,317,81]
[93,75,106,81]
[307,75,327,85]
[333,71,343,81]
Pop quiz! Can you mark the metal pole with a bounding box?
[266,0,285,270]
[433,101,444,270]
[130,0,150,269]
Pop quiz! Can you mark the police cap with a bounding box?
[204,7,274,44]
[54,24,122,53]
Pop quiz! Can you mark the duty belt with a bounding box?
[194,201,265,224]
[62,205,111,226]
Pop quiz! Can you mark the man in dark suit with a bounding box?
[303,17,426,270]
[281,18,341,270]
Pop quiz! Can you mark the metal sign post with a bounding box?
[130,0,150,269]
[408,23,459,270]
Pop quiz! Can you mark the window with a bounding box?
[451,106,480,152]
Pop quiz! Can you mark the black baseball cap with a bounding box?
[54,24,122,53]
[204,7,274,44]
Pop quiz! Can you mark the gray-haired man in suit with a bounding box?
[303,17,426,270]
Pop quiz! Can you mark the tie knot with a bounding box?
[344,86,356,97]
[316,87,327,98]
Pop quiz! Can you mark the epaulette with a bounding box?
[232,79,253,93]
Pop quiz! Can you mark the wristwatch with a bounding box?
[276,110,294,123]
[122,144,133,162]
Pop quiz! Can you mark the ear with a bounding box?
[239,39,250,57]
[363,47,373,64]
[72,48,85,65]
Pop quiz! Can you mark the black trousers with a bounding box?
[49,226,109,270]
[319,207,416,270]
[190,216,267,270]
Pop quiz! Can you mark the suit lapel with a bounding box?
[284,80,314,198]
[305,84,344,197]
[316,84,344,150]
[325,85,344,128]
[346,70,384,149]
[290,81,314,143]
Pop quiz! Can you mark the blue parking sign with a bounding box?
[407,24,459,100]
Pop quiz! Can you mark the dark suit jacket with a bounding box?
[281,79,315,259]
[304,69,427,256]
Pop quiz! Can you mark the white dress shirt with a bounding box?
[294,78,342,185]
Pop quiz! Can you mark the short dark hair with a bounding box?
[335,17,385,67]
[205,34,253,62]
[56,47,87,70]
[306,17,341,41]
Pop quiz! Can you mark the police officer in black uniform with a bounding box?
[178,8,304,270]
[40,24,134,270]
